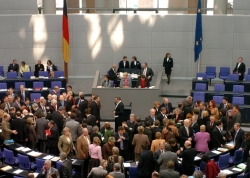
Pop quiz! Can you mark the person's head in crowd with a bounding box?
[67,85,73,92]
[21,61,26,67]
[93,136,101,146]
[3,113,11,121]
[7,95,13,103]
[145,120,151,128]
[244,132,250,142]
[219,108,227,117]
[200,125,206,132]
[168,119,174,126]
[59,152,67,161]
[217,172,226,178]
[150,108,156,117]
[163,98,169,105]
[199,102,205,110]
[58,106,66,114]
[9,107,16,113]
[15,111,21,118]
[85,108,91,115]
[112,64,117,70]
[52,95,57,100]
[15,95,21,103]
[161,107,167,115]
[92,126,99,134]
[202,155,210,163]
[227,103,233,109]
[20,85,25,92]
[132,56,137,62]
[135,116,141,124]
[233,105,239,114]
[3,96,9,104]
[37,60,41,65]
[34,112,42,119]
[27,173,35,178]
[184,119,190,127]
[100,159,108,169]
[51,99,57,107]
[180,175,188,178]
[138,126,144,134]
[184,140,192,149]
[68,91,73,97]
[22,109,28,116]
[70,112,76,120]
[123,56,127,61]
[82,128,89,136]
[12,59,17,65]
[195,100,201,107]
[94,95,100,103]
[169,138,177,147]
[193,170,203,178]
[48,173,57,178]
[115,96,121,104]
[25,97,30,105]
[191,115,198,123]
[47,60,52,66]
[152,172,160,178]
[113,163,121,172]
[159,141,165,150]
[202,110,209,118]
[210,115,215,123]
[27,117,34,126]
[112,146,119,156]
[234,123,241,132]
[186,113,192,120]
[53,86,59,93]
[103,74,109,82]
[154,101,160,109]
[174,108,181,115]
[108,137,115,145]
[43,159,52,171]
[129,113,135,122]
[166,160,175,170]
[186,95,193,104]
[104,122,111,130]
[47,94,52,101]
[164,143,171,151]
[7,87,14,95]
[178,102,183,109]
[192,107,200,115]
[238,57,243,63]
[209,100,216,108]
[140,74,146,81]
[162,118,168,126]
[78,92,83,98]
[59,95,64,102]
[80,94,85,100]
[62,92,67,99]
[118,126,124,135]
[222,97,228,104]
[123,72,128,79]
[215,120,222,128]
[142,62,147,69]
[162,126,169,135]
[155,132,162,140]
[63,127,70,136]
[154,119,160,127]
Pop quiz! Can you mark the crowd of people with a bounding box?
[0,81,249,178]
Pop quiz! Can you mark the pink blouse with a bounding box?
[89,144,102,161]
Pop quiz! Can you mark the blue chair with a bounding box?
[217,153,230,169]
[110,80,114,87]
[232,97,244,105]
[219,67,230,81]
[129,167,138,178]
[229,74,239,81]
[30,93,42,102]
[22,72,33,79]
[13,176,25,178]
[15,82,25,90]
[213,96,223,106]
[199,161,206,173]
[0,66,4,76]
[39,71,49,77]
[3,148,18,165]
[245,75,250,81]
[205,66,216,85]
[229,150,243,165]
[196,72,207,80]
[237,173,249,178]
[195,83,207,91]
[17,153,36,170]
[56,161,62,170]
[0,83,7,89]
[247,68,250,75]
[51,81,62,88]
[54,71,64,78]
[7,72,17,79]
[193,92,205,103]
[35,158,45,173]
[33,82,44,89]
[233,85,244,93]
[214,84,225,92]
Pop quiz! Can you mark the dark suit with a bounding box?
[8,63,19,73]
[108,68,119,85]
[151,127,162,140]
[51,111,64,134]
[191,122,200,134]
[212,127,225,149]
[130,61,141,70]
[91,101,100,127]
[79,99,88,118]
[17,90,30,102]
[159,103,173,114]
[47,124,59,155]
[34,64,45,77]
[138,150,154,178]
[233,128,245,150]
[114,132,129,161]
[144,127,152,143]
[156,113,166,125]
[219,103,229,110]
[158,151,178,171]
[233,62,246,81]
[140,67,154,82]
[114,101,124,132]
[145,115,156,126]
[86,115,96,127]
[87,166,107,178]
[179,148,197,176]
[59,159,72,178]
[118,60,129,70]
[46,64,57,73]
[179,126,194,147]
[11,118,27,145]
[124,120,136,160]
[163,58,173,75]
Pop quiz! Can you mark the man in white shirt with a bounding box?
[233,57,246,81]
[140,62,154,82]
[118,56,129,72]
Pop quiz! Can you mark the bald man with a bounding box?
[177,141,196,176]
[179,119,194,147]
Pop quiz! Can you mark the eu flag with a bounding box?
[194,0,203,63]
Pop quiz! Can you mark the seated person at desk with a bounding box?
[19,61,30,76]
[8,59,19,73]
[108,64,119,87]
[233,57,245,81]
[137,75,149,88]
[102,75,111,88]
[119,72,131,88]
[37,160,59,178]
[34,60,45,77]
[118,56,129,72]
[47,60,57,77]
[130,56,141,70]
[140,62,154,82]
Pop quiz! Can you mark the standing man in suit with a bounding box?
[78,94,88,119]
[138,144,154,178]
[163,53,173,84]
[206,115,216,149]
[17,85,30,103]
[59,95,69,112]
[151,120,162,140]
[91,95,101,128]
[140,62,154,83]
[59,152,72,178]
[159,160,179,178]
[87,160,108,178]
[159,98,173,114]
[114,96,124,132]
[51,106,65,135]
[153,141,165,172]
[37,160,59,178]
[212,121,226,149]
[145,108,157,126]
[177,140,197,176]
[191,115,200,134]
[36,112,48,153]
[50,86,59,96]
[114,126,129,161]
[118,56,129,72]
[156,107,167,125]
[34,60,45,77]
[219,97,229,110]
[130,56,141,70]
[8,59,19,73]
[108,64,119,87]
[233,123,245,150]
[233,105,242,125]
[144,121,152,143]
[233,57,246,81]
[179,119,194,147]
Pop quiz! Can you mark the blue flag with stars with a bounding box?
[194,0,203,63]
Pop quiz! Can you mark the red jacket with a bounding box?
[205,160,220,178]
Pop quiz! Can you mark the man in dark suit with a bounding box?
[233,57,246,81]
[17,85,30,103]
[159,98,173,114]
[108,64,119,87]
[51,106,65,135]
[130,56,141,70]
[114,126,129,161]
[140,62,154,82]
[191,115,200,134]
[177,140,197,176]
[59,152,72,178]
[144,121,152,143]
[138,144,154,178]
[37,160,59,178]
[35,112,48,153]
[124,114,136,160]
[49,86,60,96]
[153,141,165,172]
[158,143,178,171]
[118,56,129,72]
[233,123,245,150]
[156,107,167,125]
[59,95,69,112]
[179,119,194,147]
[85,108,97,127]
[150,120,162,140]
[199,102,211,118]
[34,60,45,77]
[212,121,226,149]
[206,115,216,149]
[114,96,124,132]
[90,95,101,128]
[78,94,88,119]
[219,97,229,110]
[163,53,173,84]
[145,108,157,126]
[8,59,19,73]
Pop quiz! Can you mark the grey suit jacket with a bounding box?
[60,159,72,178]
[159,169,179,178]
[109,171,125,178]
[87,166,107,178]
[36,117,48,140]
[65,119,82,141]
[157,151,178,171]
[37,167,59,178]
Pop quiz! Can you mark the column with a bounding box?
[214,0,227,14]
[42,0,56,14]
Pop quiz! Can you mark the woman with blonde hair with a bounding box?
[153,101,161,115]
[119,72,131,88]
[107,146,124,173]
[26,117,37,149]
[58,127,74,158]
[67,91,76,107]
[88,136,102,172]
[151,132,165,153]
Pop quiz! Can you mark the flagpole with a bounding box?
[64,61,68,83]
[198,54,201,72]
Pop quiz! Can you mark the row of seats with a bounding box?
[4,71,64,79]
[195,83,245,93]
[0,81,62,90]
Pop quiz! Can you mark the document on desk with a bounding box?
[43,155,54,160]
[123,163,131,167]
[149,86,155,89]
[232,168,243,172]
[51,157,60,162]
[15,147,25,151]
[13,169,23,174]
[33,172,39,177]
[21,147,31,152]
[1,165,12,171]
[220,170,233,174]
[217,148,229,152]
[194,156,201,160]
[27,151,42,157]
[211,150,221,155]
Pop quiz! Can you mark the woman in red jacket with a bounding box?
[202,155,220,178]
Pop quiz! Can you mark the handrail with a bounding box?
[92,70,100,88]
[155,71,163,89]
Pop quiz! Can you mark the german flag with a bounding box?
[62,0,69,63]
